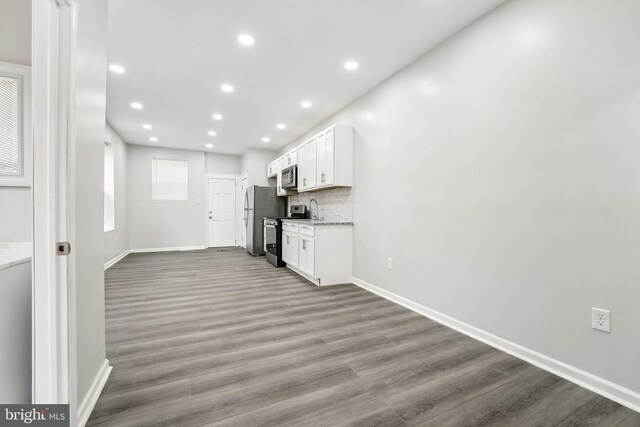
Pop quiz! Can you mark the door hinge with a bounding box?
[56,242,71,255]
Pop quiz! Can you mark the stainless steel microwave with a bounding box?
[282,165,297,189]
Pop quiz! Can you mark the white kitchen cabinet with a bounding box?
[297,137,317,191]
[267,159,279,178]
[282,231,299,268]
[276,157,285,196]
[283,149,297,167]
[281,221,352,286]
[315,124,352,190]
[267,123,353,193]
[298,236,315,277]
[315,127,334,187]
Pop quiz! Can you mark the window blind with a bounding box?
[0,75,20,176]
[152,158,188,201]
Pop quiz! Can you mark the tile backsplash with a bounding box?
[288,188,352,222]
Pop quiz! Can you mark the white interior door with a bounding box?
[208,178,236,247]
[239,176,248,248]
[32,0,77,410]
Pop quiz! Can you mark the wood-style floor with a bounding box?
[89,248,640,426]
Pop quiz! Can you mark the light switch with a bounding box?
[194,198,201,204]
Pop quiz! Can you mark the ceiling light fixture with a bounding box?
[131,102,143,110]
[301,101,312,108]
[262,137,270,142]
[276,124,286,130]
[208,130,217,136]
[206,143,213,148]
[149,136,158,142]
[212,114,223,120]
[344,61,359,71]
[221,84,234,93]
[238,34,255,46]
[109,64,126,74]
[142,124,152,130]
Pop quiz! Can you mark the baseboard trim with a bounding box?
[129,245,206,254]
[350,276,640,413]
[77,359,112,427]
[104,250,130,270]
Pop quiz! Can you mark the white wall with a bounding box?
[205,152,241,176]
[241,148,277,186]
[0,188,31,242]
[104,124,129,263]
[281,0,640,398]
[73,0,109,404]
[128,145,206,250]
[0,260,31,403]
[0,0,31,65]
[0,0,31,243]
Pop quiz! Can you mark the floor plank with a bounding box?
[89,248,640,426]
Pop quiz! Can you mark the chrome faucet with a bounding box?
[309,199,319,220]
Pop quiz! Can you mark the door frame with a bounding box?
[239,173,248,249]
[204,173,239,248]
[32,0,78,415]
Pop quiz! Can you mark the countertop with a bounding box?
[281,219,353,226]
[0,243,32,271]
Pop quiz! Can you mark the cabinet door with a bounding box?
[298,138,317,190]
[283,232,299,268]
[316,127,335,187]
[276,168,284,196]
[316,131,326,187]
[284,151,297,167]
[298,237,315,277]
[323,127,335,186]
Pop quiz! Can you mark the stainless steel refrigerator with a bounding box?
[244,185,285,256]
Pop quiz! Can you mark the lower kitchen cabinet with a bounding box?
[282,230,299,268]
[281,221,352,286]
[298,236,315,276]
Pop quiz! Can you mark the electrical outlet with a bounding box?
[386,257,393,270]
[591,308,611,333]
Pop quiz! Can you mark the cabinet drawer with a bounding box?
[299,225,315,237]
[282,222,299,233]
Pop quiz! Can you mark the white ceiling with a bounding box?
[107,0,505,155]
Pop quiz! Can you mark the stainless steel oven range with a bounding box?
[264,217,285,267]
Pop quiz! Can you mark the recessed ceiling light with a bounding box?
[131,102,143,110]
[344,61,359,71]
[221,84,234,93]
[212,114,223,120]
[301,101,312,108]
[205,143,213,148]
[142,124,152,130]
[109,64,126,74]
[208,130,217,136]
[262,137,270,142]
[276,124,286,130]
[238,34,255,46]
[149,136,158,142]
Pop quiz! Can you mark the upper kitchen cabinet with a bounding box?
[297,136,317,191]
[271,124,354,193]
[307,124,353,192]
[283,149,297,168]
[267,158,280,178]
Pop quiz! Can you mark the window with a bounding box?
[104,143,115,231]
[0,62,31,186]
[152,158,188,201]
